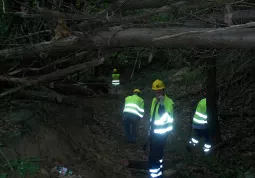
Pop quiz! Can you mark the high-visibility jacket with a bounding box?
[193,98,207,125]
[123,94,144,118]
[150,95,174,134]
[112,73,120,86]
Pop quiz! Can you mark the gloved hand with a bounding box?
[158,95,165,105]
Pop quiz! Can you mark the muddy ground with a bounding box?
[0,85,194,178]
[0,73,254,178]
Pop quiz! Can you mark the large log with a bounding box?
[1,23,255,60]
[58,22,255,49]
[152,22,255,48]
[115,0,190,10]
[47,82,109,96]
[0,75,108,96]
[0,36,80,61]
[16,90,72,105]
[8,51,88,76]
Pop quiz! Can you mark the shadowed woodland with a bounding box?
[0,0,254,177]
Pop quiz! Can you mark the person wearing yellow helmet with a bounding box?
[123,89,144,143]
[147,79,174,178]
[112,68,120,94]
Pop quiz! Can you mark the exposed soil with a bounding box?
[0,73,254,178]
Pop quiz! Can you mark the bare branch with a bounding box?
[0,58,105,99]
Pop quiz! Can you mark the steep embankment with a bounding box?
[0,66,254,178]
[0,92,150,178]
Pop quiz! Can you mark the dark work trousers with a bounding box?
[189,128,211,152]
[123,112,140,142]
[148,133,168,178]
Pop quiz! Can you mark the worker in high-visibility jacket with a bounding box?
[188,96,212,153]
[148,79,174,178]
[123,89,144,143]
[112,69,120,86]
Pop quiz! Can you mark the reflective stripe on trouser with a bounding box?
[189,137,199,146]
[112,80,120,86]
[149,159,163,178]
[189,139,212,152]
[149,134,167,178]
[189,128,212,152]
[203,143,211,152]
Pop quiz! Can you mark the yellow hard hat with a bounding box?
[133,89,141,93]
[113,69,117,73]
[152,79,165,90]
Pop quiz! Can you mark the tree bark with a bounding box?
[1,24,255,60]
[8,51,88,76]
[206,57,222,146]
[16,90,93,106]
[152,24,255,49]
[47,82,109,96]
[16,90,70,104]
[0,36,80,61]
[115,0,190,10]
[217,10,255,25]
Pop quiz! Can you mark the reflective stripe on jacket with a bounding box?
[112,74,120,85]
[193,98,207,125]
[150,95,174,134]
[123,94,144,118]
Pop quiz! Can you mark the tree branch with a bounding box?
[0,58,105,99]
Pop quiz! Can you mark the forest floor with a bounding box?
[0,69,254,178]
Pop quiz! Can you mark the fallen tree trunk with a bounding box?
[0,58,105,99]
[218,10,255,25]
[0,36,81,61]
[16,90,94,107]
[17,90,71,104]
[0,76,108,96]
[115,0,190,10]
[1,23,255,60]
[152,27,255,49]
[8,51,88,76]
[47,82,109,96]
[38,8,255,31]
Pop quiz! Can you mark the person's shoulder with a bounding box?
[165,95,174,104]
[151,97,156,102]
[200,98,206,104]
[139,96,144,102]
